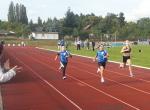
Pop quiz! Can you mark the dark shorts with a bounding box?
[61,62,68,67]
[98,62,106,68]
[123,56,130,63]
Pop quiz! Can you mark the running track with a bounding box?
[1,46,150,110]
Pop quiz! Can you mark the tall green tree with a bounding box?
[37,17,43,26]
[8,2,28,24]
[20,5,28,24]
[8,1,15,22]
[118,12,125,28]
[15,3,20,23]
[63,8,79,35]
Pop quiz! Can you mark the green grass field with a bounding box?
[40,45,150,68]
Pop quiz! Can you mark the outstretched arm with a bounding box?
[0,59,22,83]
[55,53,60,61]
[55,55,58,61]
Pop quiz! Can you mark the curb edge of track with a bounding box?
[35,47,150,70]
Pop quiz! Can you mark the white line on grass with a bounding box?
[36,47,150,70]
[35,47,150,94]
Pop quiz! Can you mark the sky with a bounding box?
[0,0,150,22]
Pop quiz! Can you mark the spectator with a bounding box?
[92,41,95,51]
[77,40,81,50]
[81,41,84,48]
[0,59,21,83]
[0,41,22,83]
[60,38,65,50]
[57,39,61,50]
[86,39,90,50]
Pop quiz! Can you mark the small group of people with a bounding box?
[75,39,96,51]
[55,40,133,83]
[0,40,22,83]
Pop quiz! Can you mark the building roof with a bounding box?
[0,30,15,35]
[32,32,58,34]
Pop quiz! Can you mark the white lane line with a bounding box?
[36,47,150,70]
[70,65,150,95]
[0,86,3,110]
[67,75,141,110]
[75,61,150,83]
[35,48,150,95]
[9,52,82,110]
[26,52,141,110]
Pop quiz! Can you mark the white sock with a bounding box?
[101,77,104,83]
[130,73,133,77]
[97,68,100,73]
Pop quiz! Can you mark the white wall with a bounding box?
[32,33,59,39]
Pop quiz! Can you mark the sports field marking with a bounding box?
[9,52,83,110]
[0,87,3,110]
[74,61,150,84]
[36,47,150,83]
[67,75,140,110]
[36,47,150,70]
[34,47,150,94]
[25,50,141,110]
[69,65,150,95]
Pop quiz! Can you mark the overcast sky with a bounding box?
[0,0,150,22]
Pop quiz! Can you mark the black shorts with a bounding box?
[61,62,68,67]
[98,62,106,68]
[123,56,130,63]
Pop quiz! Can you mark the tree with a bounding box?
[63,8,79,35]
[15,3,20,23]
[118,12,125,28]
[37,17,42,26]
[20,5,28,24]
[8,1,15,22]
[8,2,28,24]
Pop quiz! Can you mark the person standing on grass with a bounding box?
[86,39,90,50]
[93,45,109,83]
[92,40,95,51]
[77,40,81,50]
[60,38,65,50]
[57,39,61,50]
[55,46,72,79]
[120,40,133,77]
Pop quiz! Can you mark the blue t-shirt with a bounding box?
[96,50,108,63]
[58,50,70,63]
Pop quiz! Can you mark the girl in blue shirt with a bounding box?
[93,45,109,83]
[55,46,72,79]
